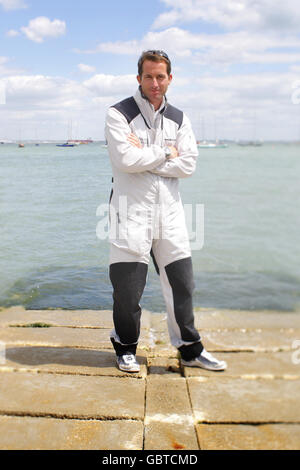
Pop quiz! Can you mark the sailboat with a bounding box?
[197,139,228,148]
[18,125,24,147]
[56,120,77,147]
[237,112,263,146]
[237,140,263,146]
[197,116,228,148]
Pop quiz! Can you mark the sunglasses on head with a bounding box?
[141,50,170,61]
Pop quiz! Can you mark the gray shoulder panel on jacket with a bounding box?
[164,104,183,129]
[111,97,140,124]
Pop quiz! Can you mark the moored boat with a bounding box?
[56,142,76,147]
[197,140,228,148]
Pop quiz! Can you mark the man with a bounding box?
[105,50,227,373]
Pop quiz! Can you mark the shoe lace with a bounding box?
[123,354,135,362]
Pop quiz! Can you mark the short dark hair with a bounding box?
[138,50,171,77]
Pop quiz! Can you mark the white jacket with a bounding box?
[105,88,198,262]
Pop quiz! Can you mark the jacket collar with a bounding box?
[134,87,167,128]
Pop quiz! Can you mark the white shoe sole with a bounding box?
[118,367,140,373]
[116,361,140,373]
[181,359,227,371]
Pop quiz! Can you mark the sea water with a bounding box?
[0,142,299,312]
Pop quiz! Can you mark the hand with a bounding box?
[167,146,179,159]
[127,133,143,149]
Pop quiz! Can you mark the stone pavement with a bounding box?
[0,306,300,450]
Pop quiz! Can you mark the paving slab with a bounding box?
[0,326,151,350]
[0,346,147,378]
[150,313,300,353]
[0,307,113,328]
[0,307,152,329]
[201,328,300,352]
[149,313,168,331]
[149,343,178,358]
[144,376,199,450]
[147,328,299,357]
[0,415,144,450]
[0,371,145,420]
[194,308,300,329]
[148,326,180,358]
[183,351,300,379]
[188,377,300,423]
[144,422,199,451]
[196,423,300,450]
[147,357,181,376]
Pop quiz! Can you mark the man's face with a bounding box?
[137,59,172,109]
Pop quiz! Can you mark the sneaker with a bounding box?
[181,348,227,371]
[116,354,140,373]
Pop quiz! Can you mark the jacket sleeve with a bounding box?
[105,106,166,173]
[150,114,198,178]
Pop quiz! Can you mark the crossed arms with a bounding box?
[105,107,198,178]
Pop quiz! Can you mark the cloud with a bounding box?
[153,0,300,32]
[0,56,25,76]
[78,26,300,68]
[78,64,96,74]
[166,69,300,141]
[83,74,137,97]
[0,0,27,10]
[75,1,300,71]
[2,73,138,113]
[6,29,20,37]
[1,67,298,139]
[0,57,11,67]
[290,65,300,73]
[0,73,133,140]
[4,75,87,110]
[79,28,203,58]
[20,17,66,43]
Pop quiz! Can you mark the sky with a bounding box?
[0,0,300,141]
